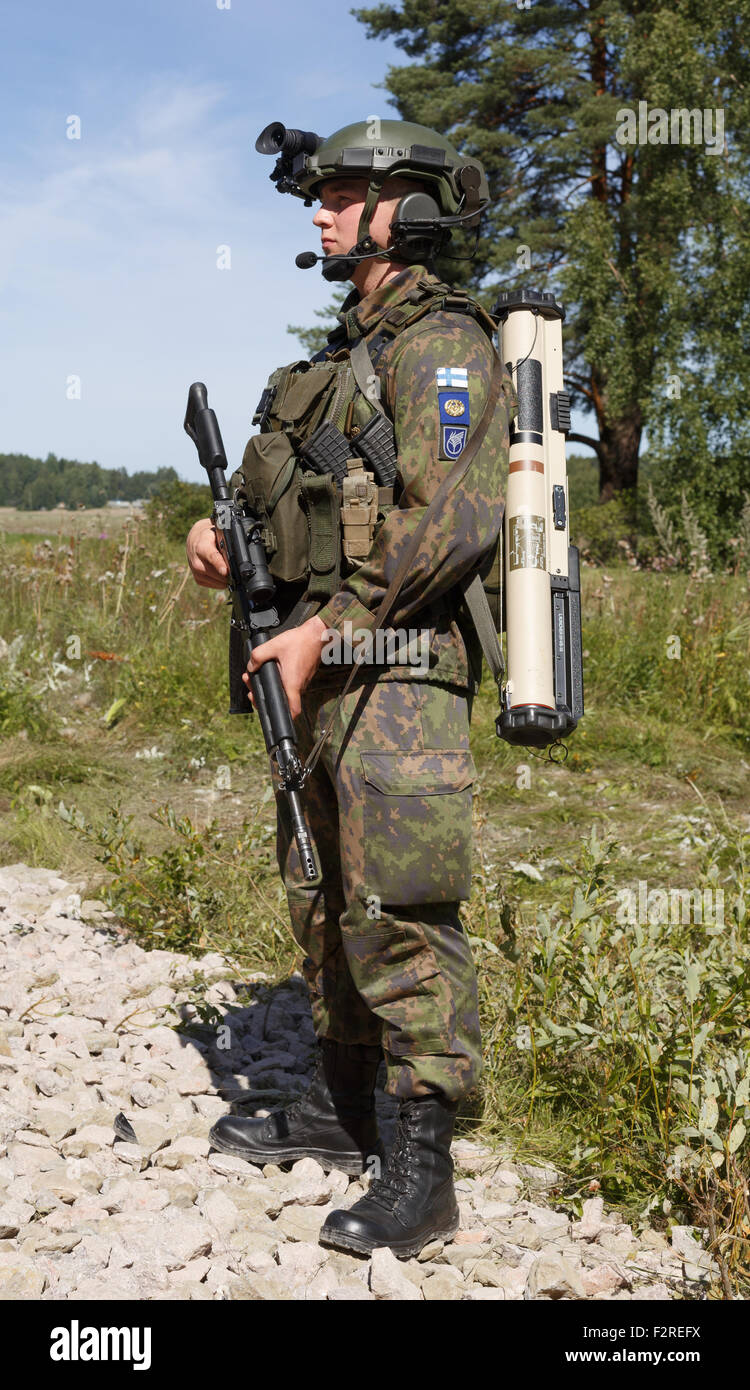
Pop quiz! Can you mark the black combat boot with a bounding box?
[319,1092,460,1257]
[208,1039,385,1175]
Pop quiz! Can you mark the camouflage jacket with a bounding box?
[309,264,513,694]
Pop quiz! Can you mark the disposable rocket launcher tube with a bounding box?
[493,290,584,748]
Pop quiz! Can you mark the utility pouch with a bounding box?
[235,430,307,584]
[300,473,342,602]
[273,361,352,449]
[341,460,380,566]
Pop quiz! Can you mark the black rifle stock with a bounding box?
[184,382,319,883]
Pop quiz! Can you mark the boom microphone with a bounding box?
[295,251,320,269]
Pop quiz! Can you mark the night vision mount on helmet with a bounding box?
[255,119,490,282]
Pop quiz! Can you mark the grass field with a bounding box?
[1,505,748,1293]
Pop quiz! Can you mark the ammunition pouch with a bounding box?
[230,354,396,612]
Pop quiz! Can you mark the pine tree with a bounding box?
[351,0,749,502]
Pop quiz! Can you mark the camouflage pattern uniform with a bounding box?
[268,263,512,1103]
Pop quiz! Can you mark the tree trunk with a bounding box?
[596,408,642,501]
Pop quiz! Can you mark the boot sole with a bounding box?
[318,1212,460,1260]
[208,1125,381,1176]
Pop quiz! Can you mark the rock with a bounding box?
[20,1228,83,1255]
[370,1247,422,1300]
[234,1272,294,1301]
[669,1224,715,1271]
[169,1257,211,1285]
[640,1229,668,1251]
[130,1081,160,1108]
[453,1228,490,1246]
[476,1200,516,1221]
[104,1178,171,1214]
[572,1196,605,1242]
[417,1239,444,1262]
[469,1260,506,1288]
[60,1125,113,1159]
[525,1253,586,1300]
[150,1173,198,1208]
[242,1249,277,1276]
[422,1266,465,1301]
[276,1241,329,1284]
[154,1136,211,1169]
[581,1263,628,1296]
[30,1107,75,1144]
[504,1219,542,1251]
[207,1153,252,1179]
[6,1141,61,1176]
[199,1189,241,1238]
[451,1139,497,1175]
[328,1281,373,1300]
[0,1256,48,1298]
[282,1158,334,1206]
[598,1227,637,1257]
[112,1141,149,1171]
[517,1161,559,1191]
[0,1200,35,1238]
[442,1243,487,1270]
[35,1069,64,1097]
[275,1205,331,1244]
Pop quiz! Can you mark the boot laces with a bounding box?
[366,1105,421,1208]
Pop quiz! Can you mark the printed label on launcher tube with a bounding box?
[509,515,546,570]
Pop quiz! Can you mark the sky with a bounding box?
[0,0,413,484]
[0,0,592,487]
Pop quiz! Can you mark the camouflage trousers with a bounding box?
[272,676,482,1103]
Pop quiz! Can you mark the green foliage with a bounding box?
[143,478,213,544]
[566,453,600,512]
[468,818,749,1287]
[573,489,651,565]
[0,452,179,510]
[581,569,750,746]
[57,798,296,972]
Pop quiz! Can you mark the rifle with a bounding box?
[184,383,319,883]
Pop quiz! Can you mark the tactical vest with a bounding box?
[228,274,506,632]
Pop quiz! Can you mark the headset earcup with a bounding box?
[389,191,444,262]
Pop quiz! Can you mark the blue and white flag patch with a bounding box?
[437,367,470,458]
[436,367,468,388]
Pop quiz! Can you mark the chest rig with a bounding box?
[229,274,501,627]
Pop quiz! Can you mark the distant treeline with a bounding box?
[0,453,179,510]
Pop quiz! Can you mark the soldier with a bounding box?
[185,120,514,1258]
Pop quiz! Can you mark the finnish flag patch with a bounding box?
[436,367,468,388]
[437,366,470,459]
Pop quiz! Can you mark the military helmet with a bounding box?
[255,118,489,279]
[295,120,487,215]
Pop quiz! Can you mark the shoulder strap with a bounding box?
[460,573,505,684]
[301,350,506,782]
[350,337,387,418]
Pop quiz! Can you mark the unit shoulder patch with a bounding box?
[436,367,470,459]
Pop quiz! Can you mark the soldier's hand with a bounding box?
[186,517,230,589]
[243,616,329,720]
